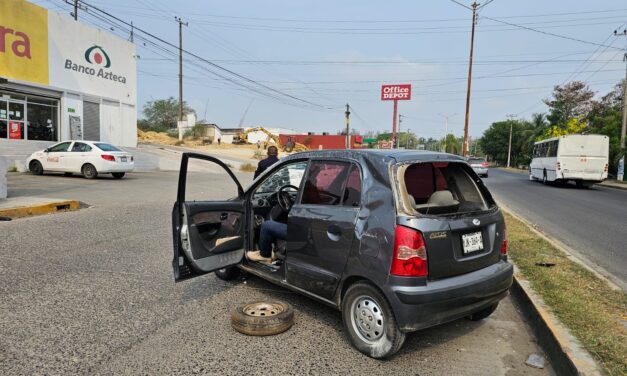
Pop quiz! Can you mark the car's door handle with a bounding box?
[327,224,342,241]
[220,213,228,221]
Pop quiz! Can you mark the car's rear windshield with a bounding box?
[94,143,121,152]
[399,162,491,216]
[467,158,485,164]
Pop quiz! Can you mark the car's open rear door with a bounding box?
[172,153,247,282]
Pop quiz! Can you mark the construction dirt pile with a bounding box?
[137,129,179,145]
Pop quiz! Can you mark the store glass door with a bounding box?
[8,100,25,140]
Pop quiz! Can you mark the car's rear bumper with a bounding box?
[472,167,488,175]
[386,261,513,332]
[98,162,134,173]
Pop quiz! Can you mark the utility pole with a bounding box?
[73,0,78,20]
[463,2,479,158]
[406,128,411,149]
[615,29,626,180]
[175,17,188,125]
[438,113,456,138]
[506,114,516,168]
[345,103,350,149]
[129,21,134,43]
[398,114,403,148]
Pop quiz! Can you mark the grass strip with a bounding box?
[504,212,626,375]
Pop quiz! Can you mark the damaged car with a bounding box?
[171,149,513,358]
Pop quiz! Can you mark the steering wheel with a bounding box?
[278,184,299,212]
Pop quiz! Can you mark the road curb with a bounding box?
[0,200,81,219]
[511,272,602,376]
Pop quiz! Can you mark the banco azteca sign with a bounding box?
[64,45,127,84]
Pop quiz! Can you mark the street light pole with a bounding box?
[345,103,351,149]
[462,2,479,158]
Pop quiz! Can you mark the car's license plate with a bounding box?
[120,157,127,162]
[462,232,483,254]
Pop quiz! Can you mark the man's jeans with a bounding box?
[259,220,287,257]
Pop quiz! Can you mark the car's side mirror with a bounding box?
[43,148,49,153]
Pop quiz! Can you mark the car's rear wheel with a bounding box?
[467,303,498,321]
[215,266,240,281]
[112,172,125,179]
[341,282,405,359]
[81,164,98,179]
[29,160,43,175]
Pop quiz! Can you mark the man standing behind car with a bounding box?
[254,146,279,179]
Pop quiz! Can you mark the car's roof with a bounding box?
[284,149,464,163]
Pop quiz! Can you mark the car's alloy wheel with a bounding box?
[231,300,294,336]
[29,160,43,175]
[342,282,405,359]
[82,164,98,179]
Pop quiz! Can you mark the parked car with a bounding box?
[467,157,489,177]
[171,150,512,358]
[27,140,134,179]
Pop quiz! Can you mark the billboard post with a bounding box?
[381,84,411,148]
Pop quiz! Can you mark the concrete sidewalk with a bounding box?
[0,196,80,219]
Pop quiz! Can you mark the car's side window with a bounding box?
[341,165,361,207]
[71,142,92,152]
[48,142,71,152]
[301,161,352,206]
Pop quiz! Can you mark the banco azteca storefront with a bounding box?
[0,0,137,147]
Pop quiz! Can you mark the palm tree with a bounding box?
[442,134,462,154]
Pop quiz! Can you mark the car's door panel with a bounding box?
[172,152,247,282]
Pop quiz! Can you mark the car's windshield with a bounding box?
[255,161,307,194]
[468,158,485,164]
[94,143,121,152]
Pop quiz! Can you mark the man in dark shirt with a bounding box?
[254,145,279,179]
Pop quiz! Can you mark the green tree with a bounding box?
[543,81,594,126]
[142,97,196,130]
[480,120,534,166]
[588,80,625,172]
[442,134,462,154]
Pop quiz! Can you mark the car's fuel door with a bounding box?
[172,153,247,282]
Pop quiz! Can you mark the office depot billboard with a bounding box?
[381,84,411,100]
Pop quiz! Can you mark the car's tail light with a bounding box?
[101,154,115,161]
[390,226,428,277]
[604,163,608,172]
[481,162,488,167]
[501,223,508,255]
[556,162,561,171]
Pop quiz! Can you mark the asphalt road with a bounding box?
[485,168,627,289]
[1,171,551,375]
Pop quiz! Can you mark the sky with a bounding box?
[37,0,627,140]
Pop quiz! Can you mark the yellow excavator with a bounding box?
[233,127,308,152]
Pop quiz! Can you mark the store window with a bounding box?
[0,91,59,141]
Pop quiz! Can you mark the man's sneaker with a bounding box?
[247,251,272,263]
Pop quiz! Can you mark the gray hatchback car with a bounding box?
[171,149,513,358]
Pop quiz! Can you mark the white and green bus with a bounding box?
[529,134,609,188]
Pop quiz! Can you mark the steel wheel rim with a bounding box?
[243,302,284,317]
[350,295,384,343]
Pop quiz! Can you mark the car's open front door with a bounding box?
[172,152,247,282]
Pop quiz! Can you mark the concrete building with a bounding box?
[0,0,137,159]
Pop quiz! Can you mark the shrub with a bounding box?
[174,140,184,146]
[252,149,264,159]
[239,163,256,172]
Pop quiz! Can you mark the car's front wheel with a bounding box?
[341,282,405,359]
[112,172,125,179]
[29,160,43,175]
[82,164,98,179]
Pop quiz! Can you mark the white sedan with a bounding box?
[27,140,134,179]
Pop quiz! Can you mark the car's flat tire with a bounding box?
[341,282,405,359]
[112,172,125,179]
[29,160,43,175]
[82,164,98,179]
[215,266,240,281]
[467,303,498,321]
[231,301,294,336]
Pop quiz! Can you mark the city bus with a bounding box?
[529,134,609,188]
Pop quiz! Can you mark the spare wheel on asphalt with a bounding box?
[231,301,294,336]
